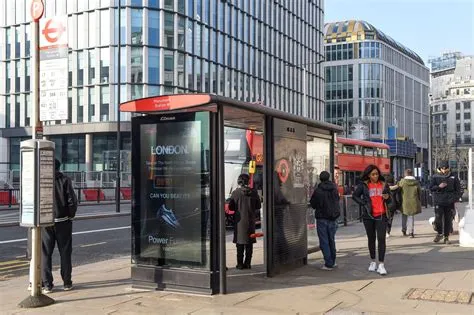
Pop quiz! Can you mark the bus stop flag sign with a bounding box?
[39,16,68,121]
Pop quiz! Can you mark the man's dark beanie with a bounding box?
[55,159,61,171]
[320,171,330,182]
[439,160,449,169]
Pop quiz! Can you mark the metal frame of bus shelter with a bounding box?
[120,94,342,295]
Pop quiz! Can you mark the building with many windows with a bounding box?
[429,52,474,179]
[323,20,430,177]
[0,0,325,175]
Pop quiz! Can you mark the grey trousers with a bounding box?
[402,214,415,234]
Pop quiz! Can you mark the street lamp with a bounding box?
[285,57,325,118]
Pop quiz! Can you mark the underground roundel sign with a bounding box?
[276,159,290,184]
[40,16,68,48]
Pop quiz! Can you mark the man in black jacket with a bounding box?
[42,159,78,293]
[310,171,340,270]
[430,160,462,244]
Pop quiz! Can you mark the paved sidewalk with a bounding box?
[1,207,473,314]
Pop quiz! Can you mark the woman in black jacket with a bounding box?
[352,165,391,275]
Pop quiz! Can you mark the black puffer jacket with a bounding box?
[54,172,78,221]
[352,180,390,219]
[310,181,340,221]
[430,171,462,206]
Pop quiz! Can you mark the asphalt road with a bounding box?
[0,216,130,281]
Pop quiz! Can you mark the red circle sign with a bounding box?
[30,0,44,22]
[42,19,66,44]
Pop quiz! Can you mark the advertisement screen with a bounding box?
[135,113,210,268]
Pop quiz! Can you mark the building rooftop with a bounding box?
[324,20,424,65]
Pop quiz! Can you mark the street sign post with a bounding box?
[18,0,54,308]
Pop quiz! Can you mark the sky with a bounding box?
[324,0,474,65]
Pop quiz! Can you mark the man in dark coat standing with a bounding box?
[430,160,462,244]
[310,171,340,270]
[228,173,261,269]
[42,159,78,293]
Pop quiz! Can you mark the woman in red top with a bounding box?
[352,164,391,275]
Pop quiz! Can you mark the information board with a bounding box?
[21,150,36,226]
[39,150,54,224]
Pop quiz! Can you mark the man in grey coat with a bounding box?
[228,173,261,269]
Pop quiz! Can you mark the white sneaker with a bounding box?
[368,262,377,272]
[386,233,390,238]
[377,263,387,275]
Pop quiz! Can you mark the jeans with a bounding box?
[363,217,387,262]
[42,220,73,287]
[434,205,453,237]
[402,214,415,234]
[316,219,337,268]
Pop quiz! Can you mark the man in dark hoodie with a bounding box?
[228,173,261,269]
[310,171,340,270]
[42,159,78,293]
[430,160,462,244]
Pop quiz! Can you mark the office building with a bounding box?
[0,0,325,174]
[324,20,430,177]
[429,52,474,179]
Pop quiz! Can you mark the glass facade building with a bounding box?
[0,0,325,173]
[323,20,430,153]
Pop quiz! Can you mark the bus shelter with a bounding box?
[120,94,342,295]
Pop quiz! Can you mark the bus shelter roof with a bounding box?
[120,94,343,134]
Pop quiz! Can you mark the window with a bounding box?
[363,147,374,156]
[442,103,446,111]
[464,101,471,110]
[148,10,159,46]
[100,48,110,83]
[465,123,471,132]
[457,124,461,132]
[465,112,471,120]
[131,47,143,83]
[456,102,461,110]
[164,12,174,48]
[131,9,143,45]
[342,145,355,154]
[148,48,159,84]
[456,113,461,120]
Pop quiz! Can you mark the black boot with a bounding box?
[243,243,253,269]
[236,244,244,269]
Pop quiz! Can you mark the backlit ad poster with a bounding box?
[136,113,210,267]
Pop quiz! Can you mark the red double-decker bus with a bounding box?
[335,137,390,195]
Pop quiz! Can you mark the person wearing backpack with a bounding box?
[310,171,340,270]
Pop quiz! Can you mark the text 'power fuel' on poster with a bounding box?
[138,118,210,267]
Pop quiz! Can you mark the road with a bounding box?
[0,216,130,281]
[0,203,131,226]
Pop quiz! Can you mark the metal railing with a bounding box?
[0,186,132,208]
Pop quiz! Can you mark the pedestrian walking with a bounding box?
[397,169,422,238]
[41,159,78,293]
[384,174,401,238]
[352,165,391,275]
[310,171,341,270]
[430,161,462,244]
[228,173,262,269]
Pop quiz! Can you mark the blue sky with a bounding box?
[324,0,474,65]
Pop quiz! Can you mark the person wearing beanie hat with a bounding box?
[310,171,340,270]
[429,160,462,244]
